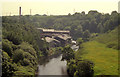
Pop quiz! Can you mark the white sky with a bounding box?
[0,0,119,16]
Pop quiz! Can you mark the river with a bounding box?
[37,45,79,76]
[37,54,68,76]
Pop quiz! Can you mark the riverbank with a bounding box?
[75,41,118,75]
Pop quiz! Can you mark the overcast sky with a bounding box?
[0,0,119,16]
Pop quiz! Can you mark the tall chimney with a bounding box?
[30,9,31,15]
[19,7,21,16]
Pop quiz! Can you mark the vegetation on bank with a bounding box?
[92,26,119,50]
[76,41,118,75]
[2,17,49,76]
[62,26,119,77]
[75,27,119,75]
[62,45,94,77]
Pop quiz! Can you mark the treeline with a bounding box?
[2,16,49,76]
[13,10,119,41]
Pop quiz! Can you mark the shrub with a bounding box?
[2,39,13,57]
[19,42,37,58]
[2,51,18,77]
[12,49,24,63]
[67,59,77,76]
[2,62,18,77]
[67,59,94,77]
[75,60,94,77]
[6,32,23,45]
[22,59,30,66]
[2,51,10,62]
[77,38,83,45]
[62,46,75,61]
[23,52,37,66]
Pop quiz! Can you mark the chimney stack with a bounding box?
[30,9,31,15]
[19,7,21,16]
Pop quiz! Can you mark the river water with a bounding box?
[37,45,79,76]
[38,54,68,75]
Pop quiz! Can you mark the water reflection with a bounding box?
[38,55,68,75]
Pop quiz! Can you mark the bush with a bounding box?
[107,42,118,49]
[2,39,13,57]
[77,38,83,45]
[2,51,18,77]
[12,49,24,63]
[41,48,48,56]
[19,42,37,58]
[14,66,35,75]
[67,59,77,76]
[6,32,23,45]
[2,62,18,77]
[22,59,30,66]
[67,59,94,77]
[23,52,37,66]
[2,51,10,62]
[75,60,94,77]
[62,46,75,61]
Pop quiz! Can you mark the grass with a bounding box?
[92,27,119,49]
[75,27,119,75]
[75,41,118,75]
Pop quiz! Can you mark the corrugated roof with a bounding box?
[37,28,70,33]
[45,37,60,43]
[56,34,71,40]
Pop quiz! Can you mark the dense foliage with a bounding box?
[2,16,49,76]
[67,59,94,77]
[61,45,75,61]
[61,46,94,77]
[11,10,119,41]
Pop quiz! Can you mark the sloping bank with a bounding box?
[61,45,94,77]
[75,41,118,75]
[64,27,119,77]
[2,16,49,76]
[64,41,118,77]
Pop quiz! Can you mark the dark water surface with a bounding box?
[38,55,68,75]
[37,45,79,76]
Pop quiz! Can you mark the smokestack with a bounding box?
[19,7,21,16]
[30,9,31,15]
[73,9,75,14]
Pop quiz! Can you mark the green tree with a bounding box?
[61,46,75,61]
[2,51,17,77]
[77,38,83,46]
[2,39,13,57]
[12,49,24,63]
[83,30,90,41]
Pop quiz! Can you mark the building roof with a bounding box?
[45,37,60,43]
[55,34,71,40]
[37,28,70,33]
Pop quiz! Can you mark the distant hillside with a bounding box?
[92,26,119,50]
